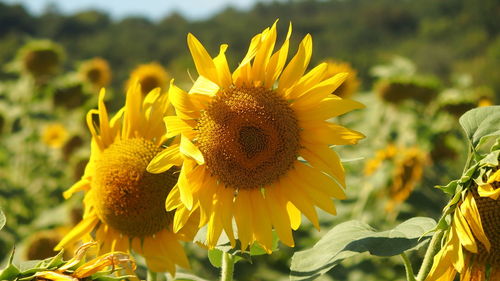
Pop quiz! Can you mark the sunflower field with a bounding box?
[0,0,499,280]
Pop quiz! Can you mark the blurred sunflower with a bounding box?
[79,57,112,89]
[376,76,439,104]
[364,144,397,176]
[386,147,427,211]
[148,22,365,251]
[324,60,360,98]
[126,62,169,96]
[42,123,69,149]
[17,40,64,78]
[24,229,64,260]
[56,83,196,274]
[426,168,500,281]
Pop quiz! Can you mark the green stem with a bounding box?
[416,230,444,281]
[400,252,416,281]
[147,269,157,281]
[220,251,235,281]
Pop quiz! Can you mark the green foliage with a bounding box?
[459,106,500,150]
[290,217,436,281]
[0,209,5,231]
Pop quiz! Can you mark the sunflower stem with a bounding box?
[220,251,235,281]
[400,252,416,281]
[416,229,444,281]
[147,269,157,281]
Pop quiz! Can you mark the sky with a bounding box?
[3,0,270,20]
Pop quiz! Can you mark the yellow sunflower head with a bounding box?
[364,144,398,176]
[42,123,69,149]
[24,229,63,260]
[426,161,500,280]
[56,83,197,274]
[79,57,112,89]
[148,21,365,252]
[126,62,169,96]
[376,76,439,104]
[18,40,64,78]
[386,147,427,211]
[324,60,360,99]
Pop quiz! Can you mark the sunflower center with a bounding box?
[140,76,160,95]
[86,68,102,84]
[472,183,500,266]
[93,138,177,238]
[196,86,300,190]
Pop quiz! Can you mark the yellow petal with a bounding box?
[286,201,301,230]
[63,179,90,199]
[188,75,220,96]
[35,271,77,281]
[477,183,500,200]
[55,215,99,251]
[147,144,183,174]
[278,176,319,230]
[300,145,346,187]
[158,230,190,269]
[177,161,196,210]
[291,72,348,109]
[301,121,365,145]
[460,193,491,251]
[264,187,294,247]
[295,97,365,121]
[180,137,205,165]
[164,116,196,139]
[453,208,477,253]
[143,236,176,274]
[173,206,193,233]
[187,33,218,82]
[213,44,232,88]
[279,34,312,92]
[168,82,200,119]
[487,169,500,183]
[288,168,337,215]
[234,190,253,250]
[295,162,346,199]
[249,190,273,253]
[252,21,277,83]
[265,22,292,88]
[285,63,327,100]
[165,185,183,211]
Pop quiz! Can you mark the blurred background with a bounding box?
[0,0,498,280]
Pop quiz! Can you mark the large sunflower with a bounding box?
[426,168,500,280]
[55,83,197,274]
[148,22,365,252]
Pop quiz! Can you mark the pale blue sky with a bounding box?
[4,0,272,20]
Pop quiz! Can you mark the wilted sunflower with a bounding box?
[42,123,69,149]
[324,60,360,99]
[79,57,112,89]
[55,83,196,274]
[17,40,64,78]
[36,242,135,281]
[426,168,500,280]
[148,22,365,252]
[126,62,169,96]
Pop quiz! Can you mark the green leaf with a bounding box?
[0,208,5,230]
[171,273,211,281]
[290,217,436,281]
[459,106,500,149]
[207,249,223,268]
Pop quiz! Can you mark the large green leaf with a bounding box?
[0,209,5,230]
[290,217,436,281]
[459,106,500,149]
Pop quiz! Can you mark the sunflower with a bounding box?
[364,144,398,176]
[386,147,427,211]
[148,22,365,252]
[376,76,439,104]
[18,40,64,78]
[42,123,69,149]
[36,242,135,281]
[426,168,500,281]
[126,62,169,96]
[79,57,112,89]
[324,60,360,99]
[55,83,197,274]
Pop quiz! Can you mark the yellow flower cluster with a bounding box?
[58,22,364,275]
